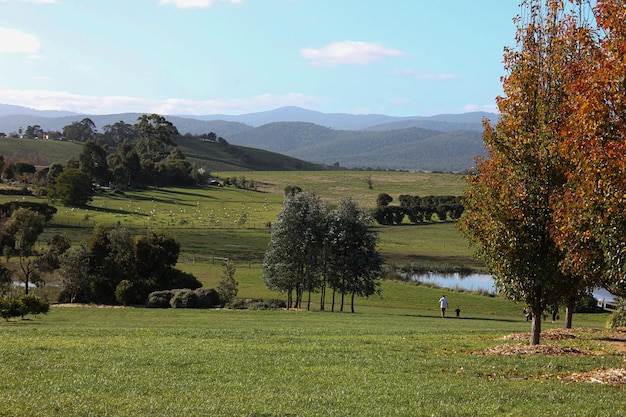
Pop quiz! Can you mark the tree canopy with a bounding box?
[459,0,626,344]
[263,192,382,312]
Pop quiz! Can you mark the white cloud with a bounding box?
[0,0,57,3]
[159,0,242,8]
[300,41,405,67]
[0,28,41,54]
[394,69,458,80]
[0,89,321,115]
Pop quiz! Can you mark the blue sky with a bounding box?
[0,0,520,116]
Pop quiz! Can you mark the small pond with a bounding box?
[411,272,615,302]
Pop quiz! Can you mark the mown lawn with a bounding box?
[0,305,622,417]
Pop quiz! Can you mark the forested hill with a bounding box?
[225,122,485,172]
[0,105,495,171]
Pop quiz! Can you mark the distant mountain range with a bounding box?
[0,104,497,172]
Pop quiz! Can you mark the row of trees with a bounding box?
[262,191,383,312]
[459,0,626,344]
[373,193,464,225]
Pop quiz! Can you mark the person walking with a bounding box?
[439,295,448,318]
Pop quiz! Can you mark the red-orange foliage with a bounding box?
[552,0,626,298]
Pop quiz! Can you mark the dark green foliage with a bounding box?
[216,260,238,305]
[229,298,287,310]
[0,295,49,320]
[115,280,135,306]
[373,205,406,225]
[4,161,36,180]
[62,118,96,142]
[284,185,302,197]
[58,226,200,305]
[373,195,464,225]
[145,290,175,308]
[169,289,198,308]
[17,294,50,318]
[0,202,57,222]
[145,288,220,309]
[574,293,603,313]
[48,168,94,206]
[0,296,22,320]
[195,288,220,308]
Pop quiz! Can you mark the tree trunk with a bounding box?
[340,292,345,312]
[565,297,575,329]
[351,291,355,313]
[331,289,336,312]
[306,290,311,311]
[319,283,325,311]
[531,307,542,345]
[287,289,293,309]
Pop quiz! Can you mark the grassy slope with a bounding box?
[0,136,322,171]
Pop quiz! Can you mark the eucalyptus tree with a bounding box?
[63,118,97,142]
[262,192,328,309]
[327,198,383,313]
[79,141,110,185]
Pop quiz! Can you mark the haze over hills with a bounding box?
[0,104,496,172]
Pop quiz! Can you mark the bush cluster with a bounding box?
[145,288,221,309]
[229,298,287,310]
[0,294,50,320]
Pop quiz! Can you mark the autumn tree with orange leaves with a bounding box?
[459,0,597,345]
[553,0,626,301]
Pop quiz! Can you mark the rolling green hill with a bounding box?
[0,136,324,171]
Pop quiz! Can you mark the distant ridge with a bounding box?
[0,104,494,171]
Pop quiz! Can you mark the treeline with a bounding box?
[0,114,248,206]
[373,193,464,225]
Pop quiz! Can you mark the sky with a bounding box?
[0,0,521,117]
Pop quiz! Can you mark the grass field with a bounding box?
[0,304,622,417]
[2,171,625,416]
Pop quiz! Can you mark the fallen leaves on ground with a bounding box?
[561,368,626,386]
[474,328,626,386]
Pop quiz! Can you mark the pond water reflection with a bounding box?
[411,272,615,302]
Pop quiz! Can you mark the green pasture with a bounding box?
[3,171,477,298]
[2,171,624,416]
[0,304,621,417]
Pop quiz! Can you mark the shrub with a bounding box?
[195,288,220,308]
[0,296,22,321]
[18,294,50,318]
[170,289,198,309]
[115,280,135,306]
[229,298,287,310]
[145,290,175,308]
[216,260,238,305]
[607,298,626,329]
[0,295,49,320]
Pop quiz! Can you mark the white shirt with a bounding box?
[439,297,448,309]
